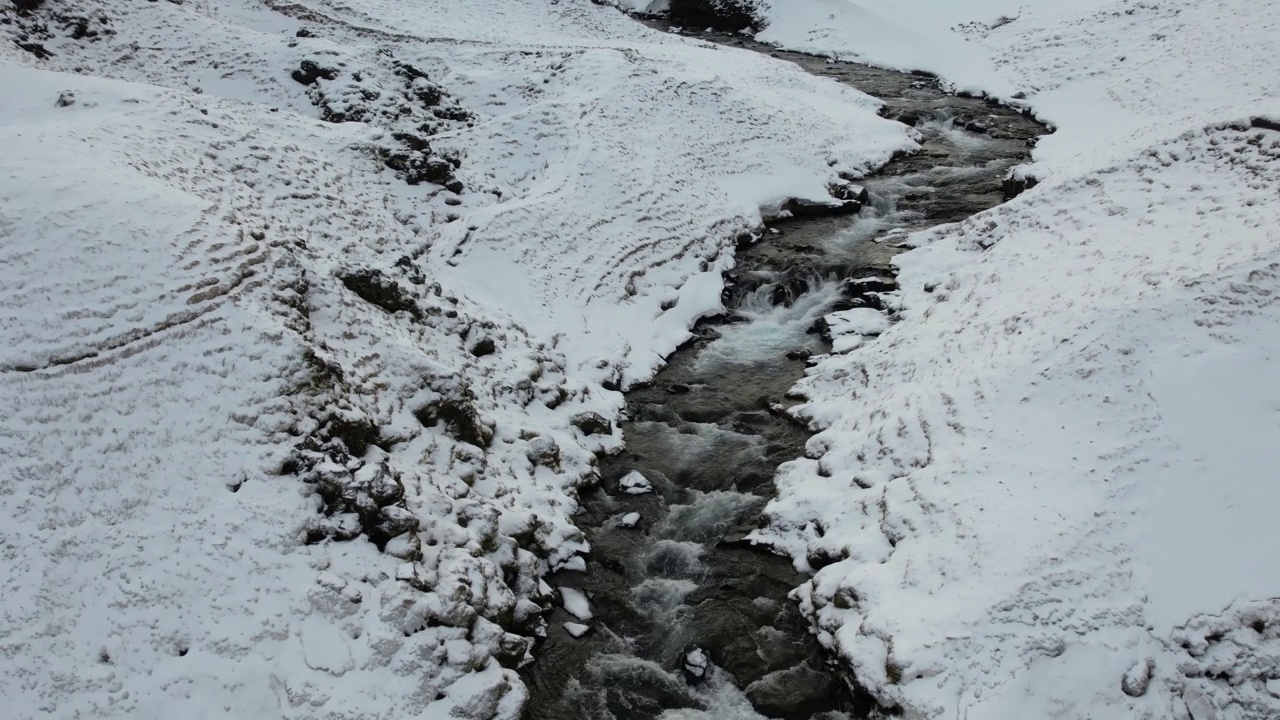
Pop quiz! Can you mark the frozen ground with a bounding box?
[0,0,912,718]
[742,0,1280,718]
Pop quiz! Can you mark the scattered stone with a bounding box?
[55,91,75,107]
[618,470,653,495]
[619,512,641,528]
[563,622,591,638]
[666,383,691,394]
[470,337,496,357]
[785,348,811,360]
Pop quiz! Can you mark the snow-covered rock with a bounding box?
[618,470,655,495]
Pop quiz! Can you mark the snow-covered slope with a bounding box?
[0,0,912,717]
[745,0,1280,718]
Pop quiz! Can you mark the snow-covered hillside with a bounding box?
[0,0,912,717]
[743,0,1280,718]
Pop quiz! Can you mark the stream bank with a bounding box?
[520,20,1046,720]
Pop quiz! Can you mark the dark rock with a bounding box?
[55,91,75,107]
[295,28,315,38]
[326,413,379,457]
[571,412,612,436]
[1253,116,1280,132]
[785,348,811,360]
[11,0,43,11]
[668,0,764,32]
[666,383,691,394]
[415,396,493,448]
[1001,173,1039,200]
[779,197,860,219]
[16,42,52,59]
[744,664,837,719]
[292,60,338,85]
[470,338,496,357]
[444,178,465,194]
[338,267,419,317]
[845,275,897,296]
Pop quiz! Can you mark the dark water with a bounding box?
[519,20,1045,720]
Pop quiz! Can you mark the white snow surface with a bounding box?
[746,0,1280,718]
[0,0,912,718]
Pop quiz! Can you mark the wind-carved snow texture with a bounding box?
[0,0,917,718]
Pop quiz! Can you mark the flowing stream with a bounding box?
[520,20,1046,720]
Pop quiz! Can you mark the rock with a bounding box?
[683,647,711,684]
[470,338,496,357]
[785,348,811,360]
[524,436,560,467]
[618,470,653,495]
[55,91,75,108]
[337,267,419,317]
[495,632,532,669]
[668,0,765,33]
[779,197,861,219]
[618,512,641,528]
[666,383,691,394]
[571,411,612,436]
[1002,173,1039,200]
[845,275,897,295]
[292,60,338,85]
[744,664,837,719]
[295,28,316,38]
[1121,658,1154,698]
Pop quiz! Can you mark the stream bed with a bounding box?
[520,21,1046,720]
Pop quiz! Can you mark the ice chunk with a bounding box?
[563,622,591,638]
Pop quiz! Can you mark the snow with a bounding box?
[619,511,643,528]
[563,622,592,638]
[558,587,594,622]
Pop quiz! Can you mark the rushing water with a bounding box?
[519,20,1046,720]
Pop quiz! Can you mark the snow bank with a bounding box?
[749,0,1280,717]
[0,0,913,717]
